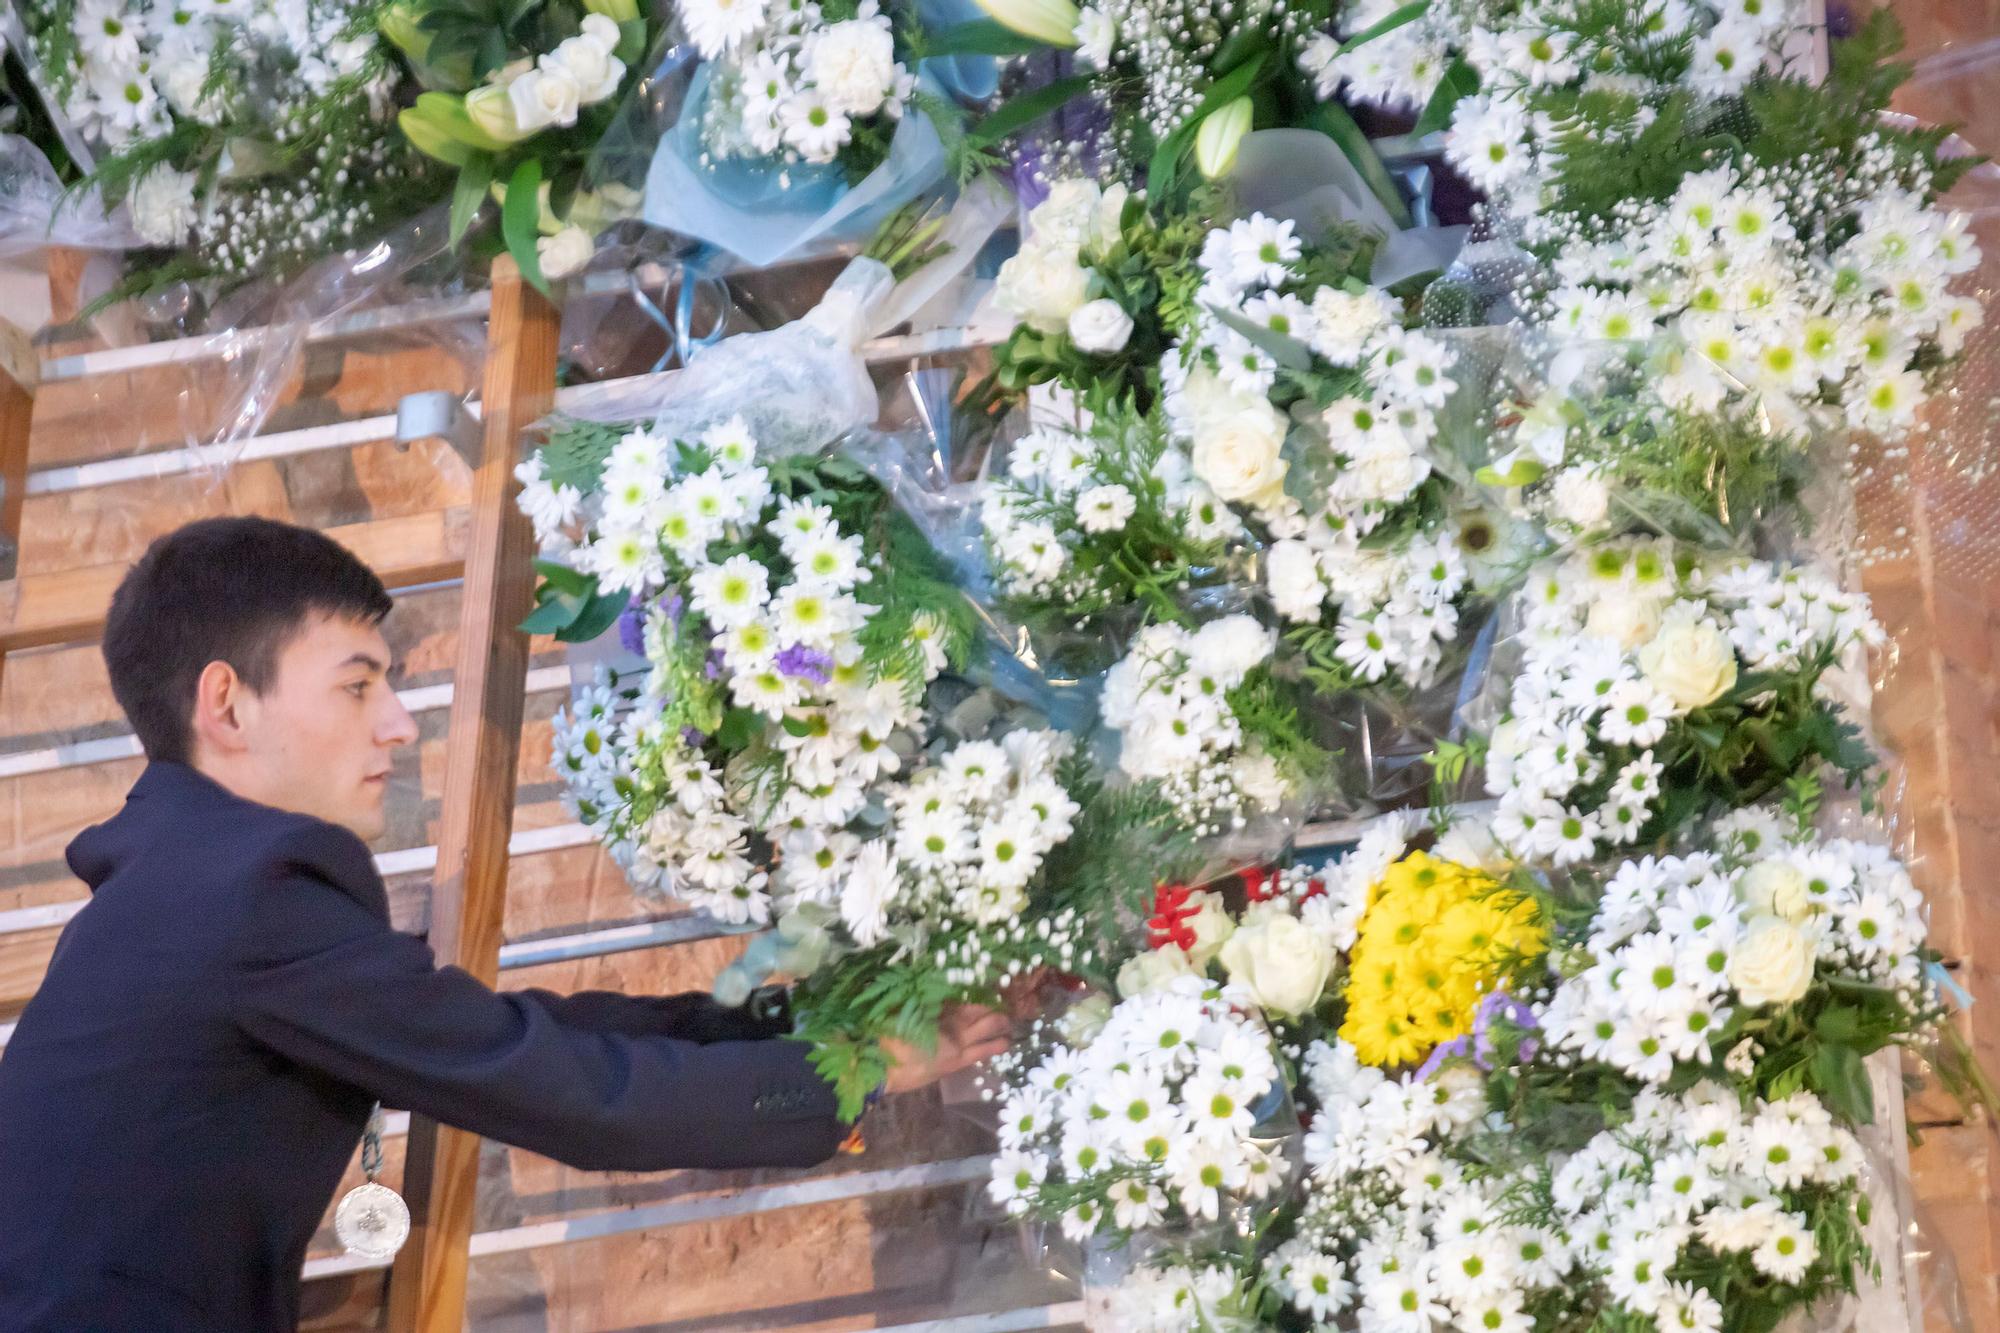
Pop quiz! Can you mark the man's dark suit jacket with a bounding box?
[0,761,849,1330]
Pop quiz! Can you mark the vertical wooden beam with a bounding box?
[384,257,556,1333]
[0,322,38,580]
[0,319,41,707]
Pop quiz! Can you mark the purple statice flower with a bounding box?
[1415,990,1541,1080]
[683,726,708,748]
[620,589,686,656]
[616,603,647,656]
[1007,53,1112,211]
[774,643,835,686]
[704,648,726,681]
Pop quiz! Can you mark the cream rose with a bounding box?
[1217,913,1334,1017]
[1191,399,1289,510]
[1584,593,1664,650]
[509,63,583,131]
[1233,750,1291,812]
[1638,616,1739,709]
[1729,916,1816,1007]
[1067,297,1134,353]
[536,225,595,280]
[995,242,1090,334]
[545,33,625,105]
[1057,993,1113,1044]
[1117,946,1196,998]
[1739,859,1813,922]
[1181,889,1237,969]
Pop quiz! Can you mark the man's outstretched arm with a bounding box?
[227,839,848,1172]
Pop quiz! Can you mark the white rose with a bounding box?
[130,165,198,247]
[1266,539,1327,623]
[1181,888,1237,969]
[1057,993,1113,1043]
[545,33,625,105]
[1729,915,1816,1007]
[806,17,899,115]
[1739,859,1813,922]
[1551,467,1611,528]
[1089,181,1128,253]
[1188,614,1276,685]
[1117,946,1196,998]
[160,57,217,121]
[509,63,583,130]
[580,13,621,49]
[1584,593,1664,650]
[536,225,595,280]
[1342,439,1429,504]
[1217,913,1334,1017]
[1030,178,1102,247]
[1067,297,1133,353]
[1191,398,1288,509]
[1234,749,1291,812]
[1638,615,1739,709]
[995,242,1090,334]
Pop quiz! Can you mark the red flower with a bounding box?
[1146,883,1200,952]
[1241,867,1279,903]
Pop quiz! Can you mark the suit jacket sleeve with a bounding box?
[519,986,793,1044]
[225,824,848,1173]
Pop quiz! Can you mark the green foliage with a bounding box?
[536,417,627,492]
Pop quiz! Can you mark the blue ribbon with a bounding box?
[627,247,729,373]
[1930,960,1974,1011]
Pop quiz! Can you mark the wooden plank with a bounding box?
[0,507,470,653]
[385,256,555,1333]
[0,321,36,595]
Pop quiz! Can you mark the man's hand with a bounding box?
[877,1003,1014,1097]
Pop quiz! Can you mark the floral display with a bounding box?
[1099,615,1322,836]
[443,0,1999,1321]
[989,976,1293,1241]
[524,415,977,927]
[683,0,917,170]
[22,0,442,295]
[1482,541,1883,865]
[386,0,652,284]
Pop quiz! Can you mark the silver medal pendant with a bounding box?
[335,1181,411,1260]
[337,1104,409,1260]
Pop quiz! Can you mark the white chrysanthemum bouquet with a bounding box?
[1099,615,1321,836]
[988,976,1294,1243]
[686,0,915,167]
[1479,540,1883,866]
[524,415,976,927]
[780,727,1110,1117]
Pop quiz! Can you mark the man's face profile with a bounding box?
[205,613,418,840]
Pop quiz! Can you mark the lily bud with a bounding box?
[1194,96,1252,179]
[581,0,640,21]
[397,106,474,166]
[971,0,1080,47]
[464,85,535,145]
[378,3,432,64]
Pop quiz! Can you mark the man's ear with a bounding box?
[190,659,252,757]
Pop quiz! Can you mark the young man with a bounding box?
[0,517,1008,1331]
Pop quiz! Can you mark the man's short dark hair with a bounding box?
[103,517,394,764]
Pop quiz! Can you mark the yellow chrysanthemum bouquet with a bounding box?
[1338,850,1546,1069]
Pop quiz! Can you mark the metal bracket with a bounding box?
[394,391,481,468]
